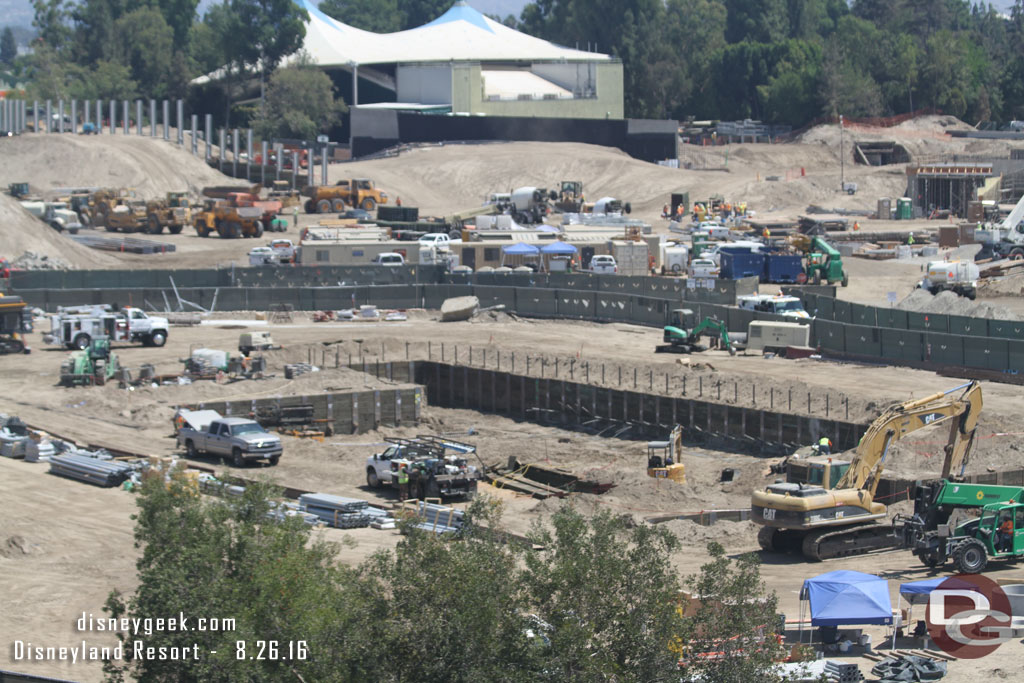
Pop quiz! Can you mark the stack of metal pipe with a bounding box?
[412,501,465,535]
[49,453,137,487]
[299,493,371,528]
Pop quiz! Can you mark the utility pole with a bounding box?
[839,114,845,192]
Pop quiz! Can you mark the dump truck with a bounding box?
[90,189,137,230]
[266,180,302,209]
[175,408,282,467]
[302,178,388,214]
[193,199,264,238]
[144,192,192,235]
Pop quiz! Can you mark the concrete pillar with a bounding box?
[191,114,198,154]
[123,101,129,134]
[82,99,88,129]
[136,100,143,135]
[218,128,225,172]
[205,114,212,160]
[1,100,7,134]
[96,99,102,133]
[33,101,38,134]
[176,99,184,144]
[232,127,239,177]
[59,101,65,133]
[69,100,76,133]
[321,143,328,186]
[261,140,268,185]
[162,99,169,140]
[275,143,282,181]
[246,128,253,181]
[307,146,315,186]
[45,100,52,133]
[149,99,156,136]
[109,99,115,133]
[292,151,298,188]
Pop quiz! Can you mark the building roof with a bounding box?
[297,0,612,66]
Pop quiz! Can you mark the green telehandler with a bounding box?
[657,308,739,355]
[897,479,1024,573]
[60,337,120,387]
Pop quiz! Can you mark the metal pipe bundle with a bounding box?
[414,501,465,530]
[301,506,371,528]
[298,493,368,513]
[48,454,136,487]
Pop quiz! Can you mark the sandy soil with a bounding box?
[4,116,1024,682]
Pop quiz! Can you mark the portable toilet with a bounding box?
[896,197,913,220]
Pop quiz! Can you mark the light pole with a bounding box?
[839,114,845,192]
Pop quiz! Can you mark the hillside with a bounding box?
[0,194,118,269]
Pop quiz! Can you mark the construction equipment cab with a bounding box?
[751,381,983,561]
[647,425,686,483]
[737,294,809,319]
[660,309,737,355]
[0,295,30,355]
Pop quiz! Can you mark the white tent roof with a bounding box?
[298,0,613,66]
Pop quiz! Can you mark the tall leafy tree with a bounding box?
[31,0,71,51]
[254,55,347,140]
[318,0,402,32]
[113,7,175,98]
[0,27,16,65]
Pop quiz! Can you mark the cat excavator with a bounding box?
[751,381,982,561]
[656,309,740,355]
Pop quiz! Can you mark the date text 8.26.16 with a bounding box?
[236,641,308,660]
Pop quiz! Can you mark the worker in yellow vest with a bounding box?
[397,464,410,501]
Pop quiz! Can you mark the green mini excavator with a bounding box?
[60,337,120,386]
[657,309,738,355]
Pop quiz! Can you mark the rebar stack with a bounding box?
[49,453,137,487]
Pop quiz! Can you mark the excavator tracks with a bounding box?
[800,524,900,561]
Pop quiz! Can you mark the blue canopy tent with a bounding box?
[540,241,578,272]
[500,242,540,268]
[800,570,893,646]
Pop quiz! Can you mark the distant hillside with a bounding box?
[0,1,34,33]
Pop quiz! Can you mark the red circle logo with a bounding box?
[926,574,1012,659]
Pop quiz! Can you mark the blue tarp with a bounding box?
[802,570,893,626]
[502,242,540,255]
[540,241,578,255]
[899,576,980,605]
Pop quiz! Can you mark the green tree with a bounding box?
[22,42,69,100]
[113,7,175,98]
[69,60,138,100]
[32,0,71,51]
[227,0,308,91]
[103,476,359,682]
[253,55,347,140]
[523,507,685,679]
[0,27,16,65]
[680,542,785,682]
[319,0,402,32]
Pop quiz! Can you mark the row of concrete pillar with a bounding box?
[0,98,331,187]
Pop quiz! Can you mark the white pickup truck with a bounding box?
[365,437,479,500]
[588,255,617,274]
[175,409,282,467]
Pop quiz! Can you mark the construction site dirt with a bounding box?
[4,117,1024,681]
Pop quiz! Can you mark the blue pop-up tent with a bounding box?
[801,570,893,627]
[899,576,980,605]
[501,242,540,255]
[540,241,578,255]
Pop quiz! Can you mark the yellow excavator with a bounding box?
[751,381,982,560]
[647,425,686,483]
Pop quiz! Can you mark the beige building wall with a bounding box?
[451,61,624,120]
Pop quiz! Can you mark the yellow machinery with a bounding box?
[751,381,982,560]
[647,425,686,483]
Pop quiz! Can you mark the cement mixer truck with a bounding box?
[510,187,556,225]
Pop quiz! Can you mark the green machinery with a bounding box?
[803,237,848,287]
[898,480,1024,573]
[60,337,120,386]
[7,182,31,199]
[657,309,737,355]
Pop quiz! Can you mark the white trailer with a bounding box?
[918,261,979,299]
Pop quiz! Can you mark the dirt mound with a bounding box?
[661,518,759,550]
[896,288,1020,320]
[0,194,117,268]
[0,133,235,197]
[979,274,1024,298]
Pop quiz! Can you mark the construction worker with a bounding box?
[397,464,409,502]
[396,196,402,206]
[292,204,299,228]
[817,436,832,455]
[907,233,915,245]
[998,514,1014,552]
[763,227,771,240]
[853,221,860,231]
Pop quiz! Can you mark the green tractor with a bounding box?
[60,337,120,387]
[803,237,848,287]
[898,480,1024,573]
[657,308,739,355]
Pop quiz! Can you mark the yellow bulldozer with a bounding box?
[647,425,686,483]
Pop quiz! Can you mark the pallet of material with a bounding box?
[486,472,568,499]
